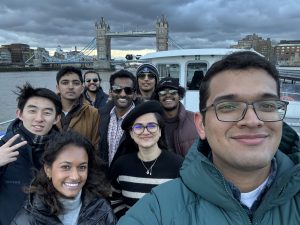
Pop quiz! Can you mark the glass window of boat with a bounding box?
[187,62,207,90]
[156,63,180,79]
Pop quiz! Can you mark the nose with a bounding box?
[35,111,44,122]
[237,106,264,127]
[119,89,127,96]
[69,168,80,180]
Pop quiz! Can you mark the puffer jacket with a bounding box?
[117,124,300,225]
[172,103,198,156]
[11,192,116,225]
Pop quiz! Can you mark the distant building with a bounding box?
[0,47,12,65]
[274,40,300,66]
[2,43,30,66]
[230,33,273,61]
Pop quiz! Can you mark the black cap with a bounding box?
[155,77,181,92]
[121,100,163,130]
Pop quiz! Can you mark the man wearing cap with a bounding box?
[136,63,159,101]
[83,70,109,110]
[153,77,198,156]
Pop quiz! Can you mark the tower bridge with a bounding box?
[28,16,169,70]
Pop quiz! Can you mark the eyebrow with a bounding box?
[58,162,88,165]
[26,105,54,111]
[213,93,279,103]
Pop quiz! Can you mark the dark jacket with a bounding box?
[99,100,141,167]
[83,87,109,110]
[11,192,116,225]
[172,103,198,156]
[117,124,300,225]
[0,119,59,225]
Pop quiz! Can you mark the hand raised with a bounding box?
[0,134,27,167]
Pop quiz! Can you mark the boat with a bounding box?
[140,48,300,135]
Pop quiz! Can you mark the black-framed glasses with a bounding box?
[138,73,156,80]
[201,99,289,122]
[131,122,159,135]
[111,85,134,95]
[85,78,100,83]
[158,89,178,97]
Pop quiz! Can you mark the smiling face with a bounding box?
[138,73,156,93]
[110,77,135,112]
[84,72,100,93]
[56,73,83,101]
[130,113,161,150]
[158,88,180,112]
[17,96,60,135]
[195,68,282,176]
[44,144,88,199]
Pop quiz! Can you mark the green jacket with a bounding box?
[117,124,300,225]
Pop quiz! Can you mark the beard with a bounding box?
[88,86,100,93]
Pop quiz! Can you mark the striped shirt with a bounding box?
[109,151,183,218]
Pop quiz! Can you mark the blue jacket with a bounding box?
[117,124,300,225]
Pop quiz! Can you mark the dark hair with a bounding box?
[26,131,110,215]
[200,51,280,114]
[83,70,101,81]
[56,66,83,84]
[15,82,62,116]
[109,69,136,90]
[123,112,168,152]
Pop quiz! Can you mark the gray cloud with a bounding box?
[0,0,299,54]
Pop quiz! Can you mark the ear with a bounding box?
[56,84,60,94]
[44,165,52,179]
[194,112,206,140]
[16,109,22,120]
[53,114,61,125]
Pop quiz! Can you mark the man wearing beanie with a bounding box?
[136,63,159,101]
[152,77,198,156]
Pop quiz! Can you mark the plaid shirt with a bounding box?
[107,104,135,165]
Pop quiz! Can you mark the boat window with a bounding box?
[156,64,180,79]
[187,63,207,90]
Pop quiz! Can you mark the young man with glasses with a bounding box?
[83,70,108,110]
[117,51,300,225]
[99,69,141,167]
[152,77,198,156]
[136,63,159,101]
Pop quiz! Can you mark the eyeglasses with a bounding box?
[201,99,289,122]
[138,73,156,80]
[131,122,159,135]
[85,78,100,83]
[111,85,134,95]
[158,89,178,97]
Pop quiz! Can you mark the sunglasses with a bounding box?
[85,78,100,83]
[158,89,178,97]
[138,73,156,80]
[111,85,134,95]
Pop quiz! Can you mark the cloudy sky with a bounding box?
[0,0,299,57]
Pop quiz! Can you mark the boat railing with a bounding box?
[0,119,14,134]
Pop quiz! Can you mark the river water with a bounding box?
[0,70,112,130]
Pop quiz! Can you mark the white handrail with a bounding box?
[0,119,14,126]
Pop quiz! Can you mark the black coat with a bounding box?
[0,119,59,225]
[11,192,116,225]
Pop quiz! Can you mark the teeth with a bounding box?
[64,183,79,187]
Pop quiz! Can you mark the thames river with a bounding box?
[0,70,112,130]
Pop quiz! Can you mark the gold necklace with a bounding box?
[140,157,159,175]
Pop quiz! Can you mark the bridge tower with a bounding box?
[156,15,168,51]
[95,17,111,69]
